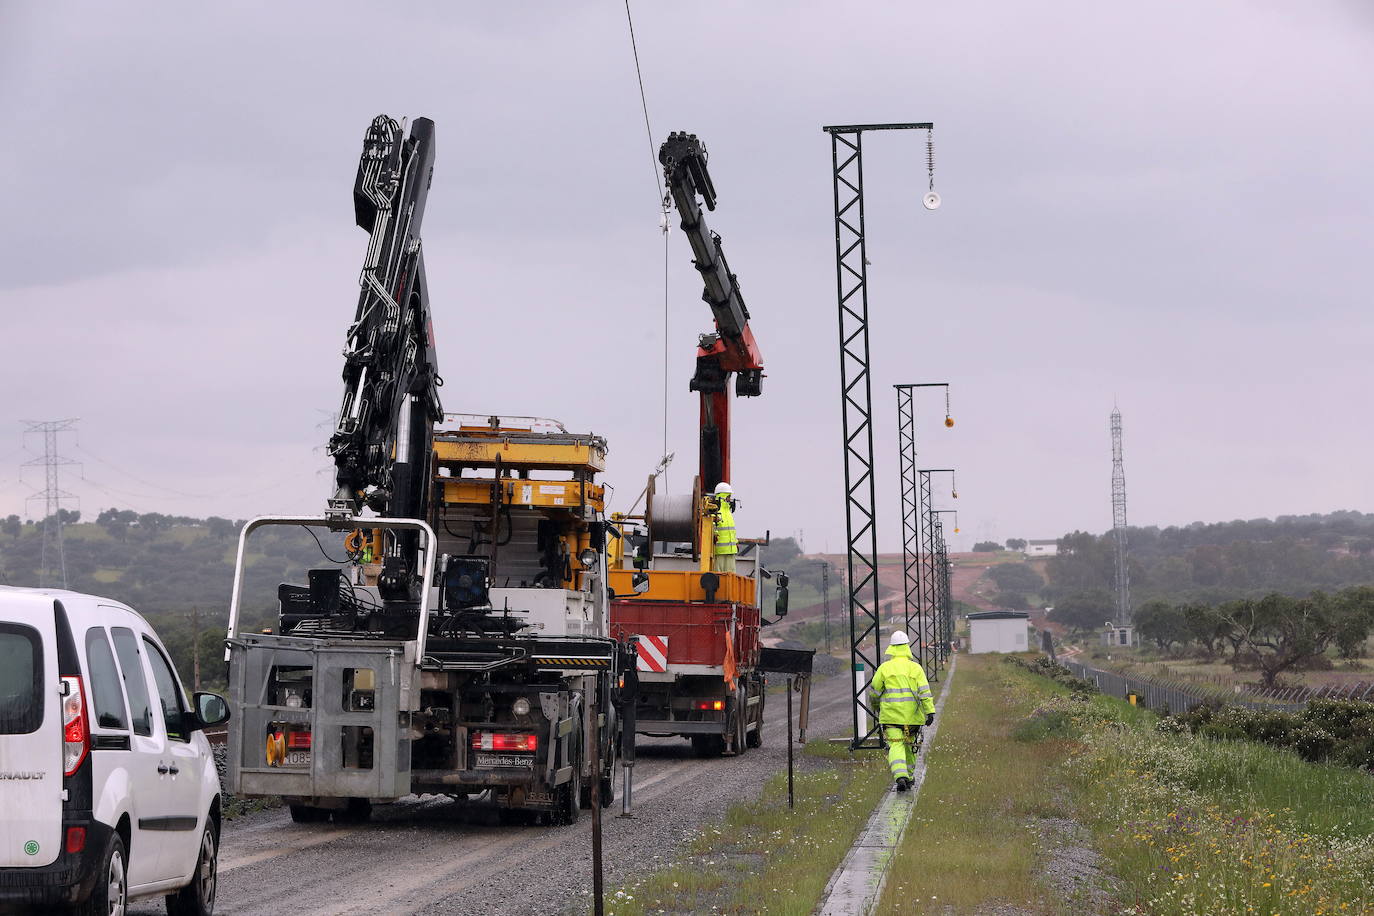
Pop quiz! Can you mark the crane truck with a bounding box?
[608,132,798,757]
[223,114,622,824]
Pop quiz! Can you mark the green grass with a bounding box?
[601,742,889,916]
[878,654,1083,914]
[1005,653,1374,914]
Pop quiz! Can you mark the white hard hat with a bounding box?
[713,481,733,495]
[889,630,910,645]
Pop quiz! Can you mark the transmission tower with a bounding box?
[1110,406,1130,626]
[22,419,81,588]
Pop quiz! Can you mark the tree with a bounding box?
[97,508,137,541]
[972,541,1001,553]
[2,515,20,540]
[1332,585,1374,659]
[1005,538,1027,551]
[993,591,1028,609]
[988,563,1045,595]
[1135,599,1189,654]
[56,508,81,525]
[1045,532,1114,597]
[1222,592,1340,687]
[1050,589,1114,632]
[1182,601,1230,659]
[206,517,237,540]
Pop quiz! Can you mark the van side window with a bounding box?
[84,628,128,730]
[143,637,188,742]
[111,627,153,737]
[0,623,42,735]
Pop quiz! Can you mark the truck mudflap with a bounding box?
[226,633,414,801]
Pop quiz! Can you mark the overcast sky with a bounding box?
[1,2,1371,553]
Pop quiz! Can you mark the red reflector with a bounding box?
[286,731,312,749]
[64,716,85,743]
[470,731,537,752]
[65,827,86,854]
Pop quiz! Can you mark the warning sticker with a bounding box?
[539,485,564,495]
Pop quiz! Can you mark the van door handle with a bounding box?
[167,764,180,775]
[157,763,170,774]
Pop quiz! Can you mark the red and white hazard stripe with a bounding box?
[636,635,669,672]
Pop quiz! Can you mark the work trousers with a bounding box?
[882,724,920,782]
[711,554,736,573]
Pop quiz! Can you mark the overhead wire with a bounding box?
[623,0,672,487]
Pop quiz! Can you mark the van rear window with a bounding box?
[0,623,43,735]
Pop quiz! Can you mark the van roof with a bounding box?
[0,586,143,624]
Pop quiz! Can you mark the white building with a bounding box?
[1024,539,1058,557]
[967,610,1030,654]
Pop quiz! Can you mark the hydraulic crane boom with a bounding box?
[659,132,764,493]
[326,115,443,600]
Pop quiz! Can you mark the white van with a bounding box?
[0,587,230,915]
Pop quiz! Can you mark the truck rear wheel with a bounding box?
[746,683,764,748]
[289,804,329,823]
[334,798,372,823]
[691,734,725,757]
[559,765,582,825]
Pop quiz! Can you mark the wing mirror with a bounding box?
[191,691,231,731]
[774,571,789,618]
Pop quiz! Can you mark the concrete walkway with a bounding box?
[814,655,958,916]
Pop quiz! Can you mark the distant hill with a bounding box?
[1047,509,1374,607]
[0,511,345,687]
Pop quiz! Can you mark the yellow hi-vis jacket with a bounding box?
[713,498,738,556]
[868,644,935,725]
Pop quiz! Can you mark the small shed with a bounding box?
[967,610,1030,654]
[1024,539,1059,557]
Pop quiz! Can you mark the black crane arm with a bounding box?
[328,115,443,535]
[659,132,762,397]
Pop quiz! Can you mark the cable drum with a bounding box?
[646,474,702,549]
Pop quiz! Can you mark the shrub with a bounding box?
[1002,655,1099,697]
[1290,725,1338,762]
[1303,699,1374,740]
[1197,722,1248,742]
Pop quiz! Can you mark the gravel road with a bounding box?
[130,673,854,916]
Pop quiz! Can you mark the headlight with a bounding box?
[512,697,531,717]
[579,548,597,569]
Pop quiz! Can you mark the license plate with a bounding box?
[284,751,311,768]
[474,753,533,768]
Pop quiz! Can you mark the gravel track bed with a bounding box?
[128,674,853,916]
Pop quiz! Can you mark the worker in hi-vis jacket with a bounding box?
[868,630,936,791]
[710,482,738,573]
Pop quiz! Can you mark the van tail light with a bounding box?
[470,732,538,752]
[61,676,90,776]
[65,827,86,854]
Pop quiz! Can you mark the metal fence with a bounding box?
[1058,659,1312,714]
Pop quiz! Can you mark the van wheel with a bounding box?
[289,804,329,823]
[165,822,217,916]
[72,832,126,916]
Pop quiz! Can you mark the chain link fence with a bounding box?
[1058,658,1312,714]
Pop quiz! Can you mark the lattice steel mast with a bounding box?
[894,384,950,661]
[22,419,80,588]
[1111,406,1130,626]
[824,121,934,750]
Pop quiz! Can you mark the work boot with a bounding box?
[894,777,911,792]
